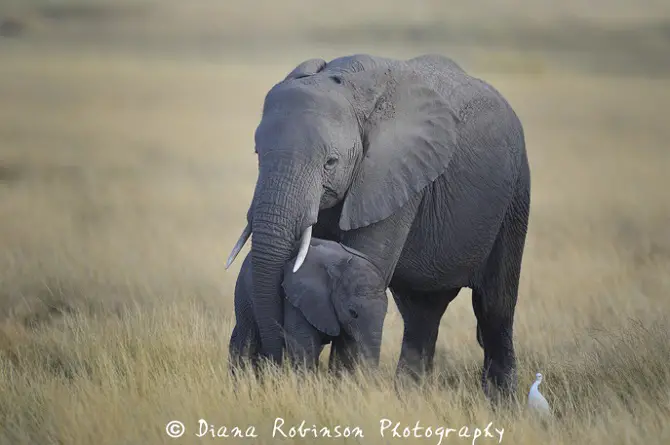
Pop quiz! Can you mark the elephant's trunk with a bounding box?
[247,155,319,363]
[346,291,388,370]
[249,221,293,363]
[361,327,385,365]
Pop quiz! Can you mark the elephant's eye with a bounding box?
[325,157,339,170]
[348,308,358,319]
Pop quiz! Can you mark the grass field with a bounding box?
[1,1,670,444]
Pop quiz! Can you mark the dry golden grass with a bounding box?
[1,1,670,444]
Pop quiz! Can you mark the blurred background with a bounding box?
[3,0,670,75]
[1,0,669,344]
[1,1,669,443]
[1,0,669,341]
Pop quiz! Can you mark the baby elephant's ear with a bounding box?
[282,260,340,337]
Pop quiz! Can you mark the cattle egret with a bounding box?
[528,372,551,416]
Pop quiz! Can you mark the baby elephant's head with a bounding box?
[282,239,388,364]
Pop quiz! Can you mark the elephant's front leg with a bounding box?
[391,287,459,385]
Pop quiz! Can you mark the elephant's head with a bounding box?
[281,239,388,368]
[225,54,459,361]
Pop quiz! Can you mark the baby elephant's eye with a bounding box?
[325,157,338,170]
[348,308,359,319]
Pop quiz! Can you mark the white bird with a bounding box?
[527,372,551,416]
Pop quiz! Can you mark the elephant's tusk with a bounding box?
[292,225,312,273]
[225,223,252,269]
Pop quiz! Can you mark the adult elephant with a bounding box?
[225,54,531,399]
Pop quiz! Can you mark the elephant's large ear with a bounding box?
[281,246,341,337]
[339,74,460,231]
[284,59,327,81]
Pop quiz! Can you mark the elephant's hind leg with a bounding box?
[392,287,460,385]
[471,173,530,403]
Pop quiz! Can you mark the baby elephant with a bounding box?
[228,238,388,373]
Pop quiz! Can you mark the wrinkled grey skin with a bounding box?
[228,53,530,400]
[229,239,388,373]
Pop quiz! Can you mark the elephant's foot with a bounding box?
[393,357,433,393]
[394,371,420,392]
[481,358,518,406]
[228,347,263,381]
[285,356,320,375]
[228,355,265,385]
[328,356,357,378]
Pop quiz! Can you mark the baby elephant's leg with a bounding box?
[328,335,358,375]
[283,303,325,371]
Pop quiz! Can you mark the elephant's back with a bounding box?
[416,57,527,167]
[324,54,519,127]
[324,54,403,75]
[408,56,514,118]
[407,54,466,75]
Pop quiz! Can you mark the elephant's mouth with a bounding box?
[321,185,339,207]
